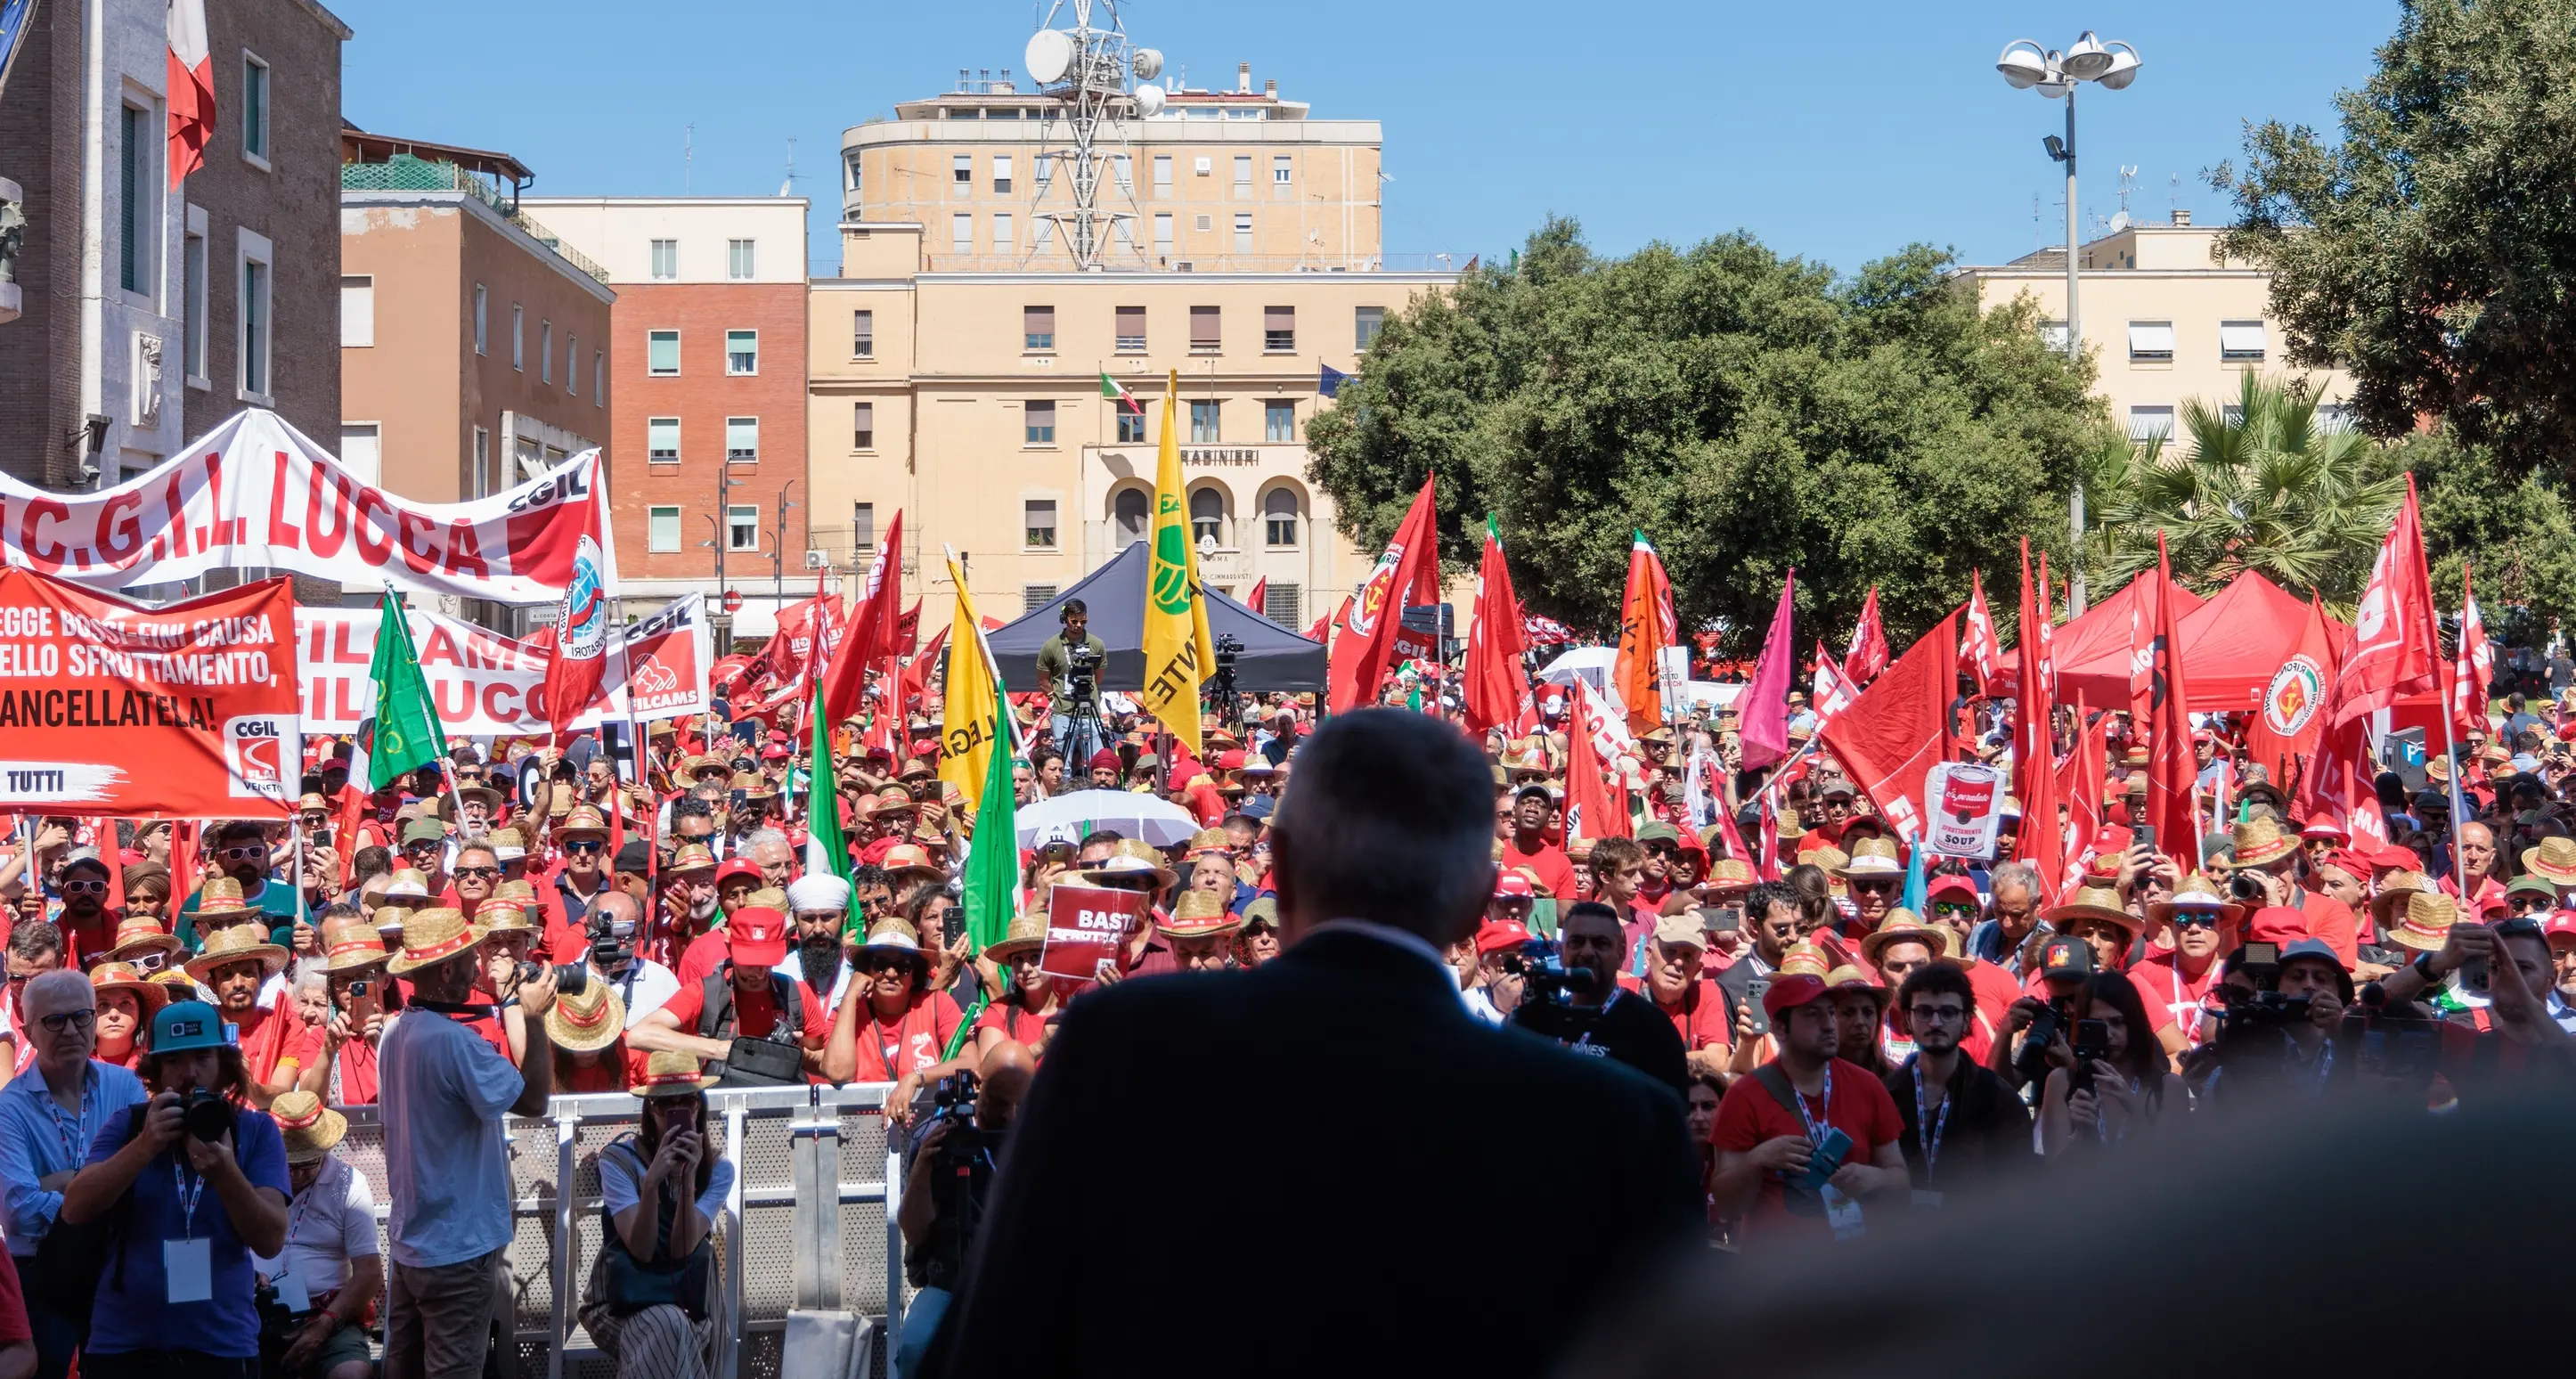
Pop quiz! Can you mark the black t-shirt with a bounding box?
[1510,990,1690,1097]
[1884,1055,2032,1195]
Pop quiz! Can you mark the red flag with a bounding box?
[2057,703,2109,892]
[2035,553,2060,709]
[1736,571,1797,771]
[1810,641,1855,725]
[1756,789,1783,881]
[1327,477,1439,713]
[1564,681,1628,844]
[168,820,201,907]
[1612,533,1679,730]
[2143,534,2198,866]
[2246,593,2341,787]
[1244,577,1268,616]
[900,624,950,714]
[1842,586,1890,684]
[535,461,623,746]
[2453,561,2492,737]
[1961,570,2006,698]
[820,511,904,725]
[2126,568,2159,727]
[1462,518,1530,735]
[1307,598,1345,645]
[2012,540,2064,900]
[2328,477,2440,729]
[897,600,923,656]
[333,783,368,888]
[1820,612,1959,844]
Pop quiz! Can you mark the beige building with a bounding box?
[842,63,1404,273]
[808,221,1453,636]
[1958,215,2353,445]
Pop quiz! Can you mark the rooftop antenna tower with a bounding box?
[779,135,798,197]
[1026,0,1161,270]
[684,123,693,194]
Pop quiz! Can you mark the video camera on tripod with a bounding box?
[1064,641,1102,703]
[1204,633,1243,724]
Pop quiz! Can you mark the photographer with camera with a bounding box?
[894,1040,1034,1375]
[57,1000,291,1379]
[634,901,844,1086]
[572,1051,734,1379]
[1034,600,1110,770]
[1508,902,1690,1095]
[1713,882,1803,1069]
[575,893,678,1031]
[2038,970,2181,1155]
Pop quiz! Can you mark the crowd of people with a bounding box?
[0,614,2571,1375]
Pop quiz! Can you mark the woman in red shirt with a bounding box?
[86,962,166,1070]
[834,918,963,1084]
[972,912,1074,1063]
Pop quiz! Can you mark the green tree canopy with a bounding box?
[2210,0,2576,474]
[1302,218,2107,652]
[2399,427,2576,632]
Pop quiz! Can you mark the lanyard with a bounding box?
[2169,962,2204,1044]
[173,1159,207,1240]
[1910,1057,1952,1180]
[1790,1062,1834,1148]
[38,1081,88,1167]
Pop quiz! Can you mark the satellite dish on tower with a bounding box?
[1025,29,1074,85]
[1134,83,1165,116]
[1131,46,1163,80]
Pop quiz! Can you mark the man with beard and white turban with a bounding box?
[787,873,858,1013]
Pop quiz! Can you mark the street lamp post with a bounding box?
[1998,30,2140,616]
[770,479,801,610]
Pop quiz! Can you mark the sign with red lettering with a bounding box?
[1922,761,2005,861]
[0,409,599,602]
[0,567,298,818]
[297,594,709,736]
[1040,884,1146,982]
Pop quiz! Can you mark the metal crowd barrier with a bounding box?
[331,1081,907,1379]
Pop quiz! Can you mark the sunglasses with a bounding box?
[453,866,501,881]
[1930,902,1978,919]
[860,958,914,976]
[60,880,107,894]
[404,841,444,854]
[563,839,605,855]
[2172,912,2222,931]
[1907,1004,1966,1023]
[216,846,265,861]
[127,951,167,973]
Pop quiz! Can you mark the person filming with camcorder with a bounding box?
[894,1042,1034,1376]
[1506,902,1690,1096]
[57,1000,291,1379]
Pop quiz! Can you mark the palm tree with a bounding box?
[2081,373,2404,616]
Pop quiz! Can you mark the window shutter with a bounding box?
[1191,306,1220,345]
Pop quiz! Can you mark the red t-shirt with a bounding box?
[1499,838,1577,902]
[658,972,832,1047]
[849,991,966,1081]
[673,927,734,991]
[0,1247,31,1346]
[1709,1057,1903,1240]
[2301,890,2361,969]
[557,1045,649,1094]
[234,1004,318,1089]
[2129,951,2225,1046]
[1652,980,1732,1052]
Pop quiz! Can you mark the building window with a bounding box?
[238,230,273,399]
[1190,306,1220,353]
[648,329,680,376]
[1153,155,1172,194]
[2129,405,2174,443]
[2127,321,2175,363]
[1194,156,1211,177]
[1263,306,1294,352]
[1190,399,1219,443]
[119,104,155,296]
[852,502,876,551]
[1194,213,1212,233]
[726,416,759,462]
[1189,487,1226,546]
[727,239,755,280]
[1025,499,1057,549]
[241,53,271,164]
[339,424,381,486]
[1234,214,1253,254]
[952,154,972,194]
[511,305,525,370]
[540,320,553,382]
[993,155,1013,194]
[1233,156,1251,195]
[2220,320,2268,363]
[994,212,1015,255]
[1034,154,1054,195]
[1355,306,1385,350]
[1025,400,1056,445]
[951,214,973,256]
[647,418,679,462]
[727,329,759,375]
[1274,154,1292,186]
[470,428,489,497]
[650,240,677,281]
[844,150,863,195]
[593,350,605,405]
[2317,404,2356,434]
[1263,485,1300,546]
[1023,585,1058,616]
[1154,214,1173,257]
[1114,306,1145,352]
[565,333,578,392]
[727,505,759,551]
[852,309,874,357]
[853,402,874,449]
[1113,486,1150,547]
[648,506,681,552]
[1024,305,1055,352]
[1264,583,1301,627]
[1113,154,1131,192]
[1265,399,1295,442]
[472,284,487,355]
[1117,410,1146,444]
[183,223,208,379]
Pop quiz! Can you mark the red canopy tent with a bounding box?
[2008,567,2205,706]
[2056,572,2349,712]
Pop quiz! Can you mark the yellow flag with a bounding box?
[1141,370,1216,761]
[938,549,1005,812]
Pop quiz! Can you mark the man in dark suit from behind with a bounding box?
[924,709,1703,1378]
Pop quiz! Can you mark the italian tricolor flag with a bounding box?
[1100,371,1143,415]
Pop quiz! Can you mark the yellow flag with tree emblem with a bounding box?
[938,547,1007,812]
[1141,371,1216,761]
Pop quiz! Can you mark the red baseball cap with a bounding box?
[2371,844,2423,872]
[1923,875,1980,909]
[2542,913,2576,946]
[2242,906,2311,946]
[726,909,788,966]
[1474,920,1532,955]
[713,858,764,889]
[2298,816,2347,841]
[1493,872,1537,902]
[1762,973,1830,1019]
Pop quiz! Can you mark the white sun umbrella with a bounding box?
[1015,788,1201,850]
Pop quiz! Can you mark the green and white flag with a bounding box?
[363,590,446,792]
[1100,371,1143,415]
[805,678,853,925]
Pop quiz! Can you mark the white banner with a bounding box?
[0,409,599,603]
[296,596,710,737]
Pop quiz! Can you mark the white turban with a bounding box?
[786,872,852,914]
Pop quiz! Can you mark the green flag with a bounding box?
[944,698,1021,1058]
[365,591,446,792]
[806,679,854,928]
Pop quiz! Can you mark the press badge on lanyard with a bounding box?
[167,1162,213,1303]
[1793,1065,1866,1242]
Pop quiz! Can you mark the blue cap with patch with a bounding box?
[150,1000,235,1055]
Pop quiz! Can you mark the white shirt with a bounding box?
[380,1008,525,1268]
[1460,985,1507,1026]
[598,959,681,1030]
[263,1155,379,1301]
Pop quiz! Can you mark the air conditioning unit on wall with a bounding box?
[803,550,829,570]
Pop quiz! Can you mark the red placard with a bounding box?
[1041,884,1146,982]
[0,567,299,818]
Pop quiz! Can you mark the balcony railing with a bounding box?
[343,156,611,283]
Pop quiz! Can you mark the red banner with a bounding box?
[0,568,299,817]
[1041,884,1145,982]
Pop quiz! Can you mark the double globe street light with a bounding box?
[1997,30,2140,614]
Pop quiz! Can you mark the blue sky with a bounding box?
[336,1,2398,277]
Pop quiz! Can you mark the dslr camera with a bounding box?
[1501,939,1587,1011]
[922,1070,990,1171]
[182,1087,236,1144]
[585,910,637,973]
[515,959,591,999]
[2013,999,2069,1085]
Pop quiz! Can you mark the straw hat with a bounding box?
[1184,828,1233,859]
[1158,887,1242,940]
[102,915,183,967]
[1080,839,1178,892]
[983,910,1051,965]
[150,968,203,997]
[381,869,433,902]
[1700,857,1757,896]
[629,1049,720,1097]
[2147,873,2246,928]
[88,961,170,1016]
[190,877,261,924]
[481,879,541,933]
[487,827,527,862]
[546,980,628,1053]
[1834,836,1903,881]
[878,844,946,890]
[558,805,611,841]
[1823,964,1891,1008]
[2043,885,2139,933]
[383,907,489,976]
[2230,818,2298,869]
[1860,909,1952,966]
[183,924,289,983]
[2369,870,2433,926]
[2387,891,2460,954]
[317,911,393,974]
[2526,836,2576,887]
[852,917,933,983]
[271,1091,350,1164]
[1776,941,1832,980]
[666,844,719,876]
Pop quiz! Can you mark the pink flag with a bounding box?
[1737,570,1797,770]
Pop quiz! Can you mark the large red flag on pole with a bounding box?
[2327,477,2441,730]
[1612,531,1679,731]
[2012,540,2063,899]
[1736,571,1797,771]
[1842,586,1890,684]
[1326,477,1441,714]
[1962,570,2006,698]
[2058,700,2109,890]
[1820,612,1960,844]
[536,459,624,746]
[820,510,904,726]
[2452,560,2492,738]
[1564,681,1628,845]
[2246,594,2341,788]
[1462,515,1529,735]
[2143,534,2199,867]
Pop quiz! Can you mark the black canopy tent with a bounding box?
[986,542,1327,692]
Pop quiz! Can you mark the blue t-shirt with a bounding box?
[82,1104,290,1359]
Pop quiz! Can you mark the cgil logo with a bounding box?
[224,714,294,799]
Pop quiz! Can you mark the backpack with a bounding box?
[695,966,805,1086]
